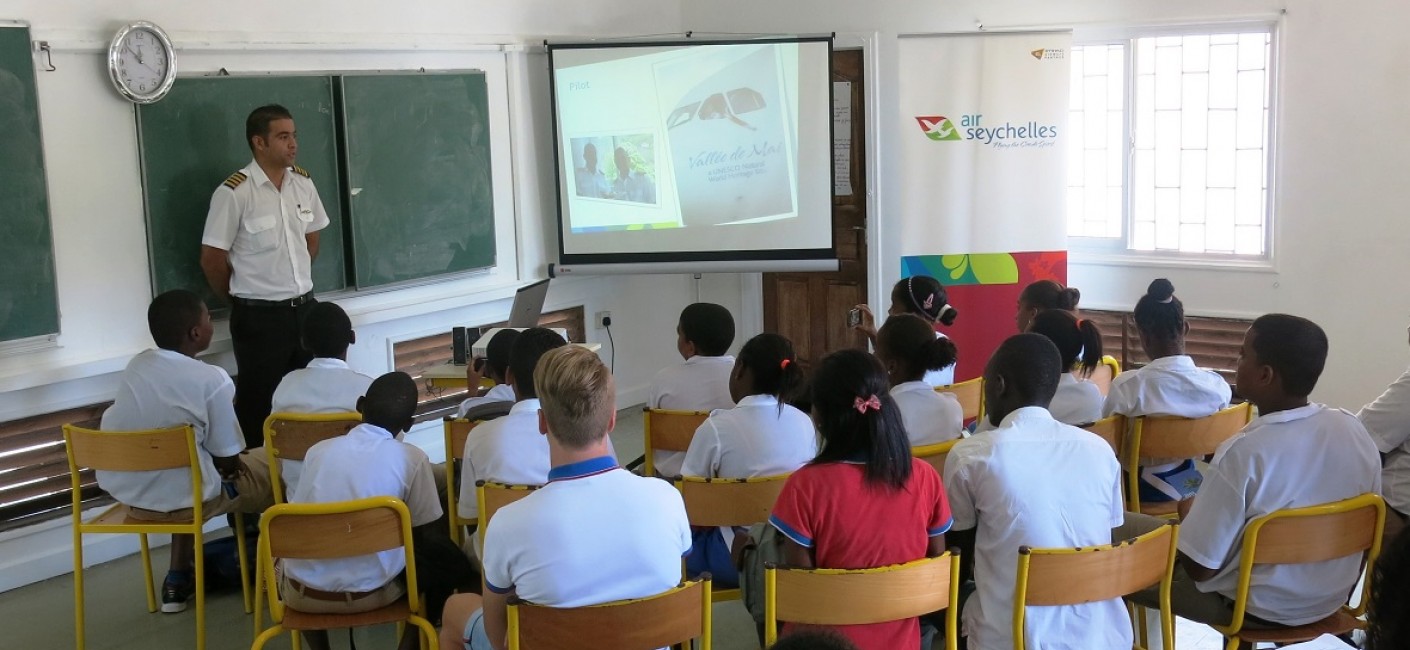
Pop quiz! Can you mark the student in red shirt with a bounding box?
[768,349,952,650]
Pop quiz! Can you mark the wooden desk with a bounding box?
[420,342,602,389]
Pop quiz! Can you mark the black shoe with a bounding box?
[160,572,194,613]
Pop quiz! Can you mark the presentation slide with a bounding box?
[550,39,834,265]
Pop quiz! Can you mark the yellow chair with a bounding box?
[936,377,985,423]
[1082,414,1127,458]
[476,480,541,551]
[1014,522,1179,650]
[912,439,961,476]
[250,496,438,650]
[764,554,961,649]
[642,408,710,477]
[1083,355,1122,397]
[263,412,360,504]
[507,578,713,650]
[676,474,792,602]
[1126,402,1253,515]
[444,417,483,546]
[1210,493,1385,650]
[64,424,252,650]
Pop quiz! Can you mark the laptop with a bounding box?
[506,279,550,328]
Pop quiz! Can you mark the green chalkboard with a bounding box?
[137,75,347,303]
[341,73,496,288]
[0,25,60,342]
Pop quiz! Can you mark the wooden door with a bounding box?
[762,48,868,369]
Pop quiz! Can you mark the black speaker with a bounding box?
[451,326,468,365]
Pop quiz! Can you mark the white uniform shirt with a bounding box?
[482,456,692,607]
[455,383,515,419]
[457,399,550,519]
[944,407,1128,650]
[680,395,816,479]
[97,349,245,512]
[269,357,373,494]
[890,381,964,446]
[1050,373,1105,426]
[648,355,737,477]
[1357,365,1410,515]
[283,423,442,592]
[1102,355,1231,419]
[923,332,957,387]
[201,160,330,300]
[1179,403,1381,625]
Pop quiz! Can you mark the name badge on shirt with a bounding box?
[299,208,314,217]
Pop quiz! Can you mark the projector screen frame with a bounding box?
[546,35,838,272]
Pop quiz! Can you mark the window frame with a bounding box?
[1067,21,1281,269]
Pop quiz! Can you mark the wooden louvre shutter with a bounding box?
[0,402,112,532]
[1081,309,1247,389]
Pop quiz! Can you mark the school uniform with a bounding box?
[269,357,373,494]
[459,456,691,649]
[889,381,964,446]
[680,395,816,586]
[1357,366,1410,517]
[281,422,442,613]
[944,406,1128,650]
[455,383,515,419]
[647,355,737,476]
[457,399,551,521]
[1175,404,1381,625]
[1049,373,1105,426]
[1102,355,1232,502]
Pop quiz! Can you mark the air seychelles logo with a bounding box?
[914,113,1059,149]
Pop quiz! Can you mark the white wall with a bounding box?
[685,0,1410,410]
[0,0,772,591]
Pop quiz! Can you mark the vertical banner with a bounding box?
[892,32,1072,380]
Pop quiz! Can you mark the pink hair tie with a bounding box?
[853,394,882,414]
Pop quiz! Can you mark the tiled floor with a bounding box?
[3,407,1232,649]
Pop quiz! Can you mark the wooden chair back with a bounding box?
[1131,402,1252,459]
[477,481,540,547]
[912,439,961,476]
[767,554,958,628]
[1081,415,1126,457]
[265,413,361,462]
[444,418,485,545]
[1083,356,1122,397]
[64,424,196,472]
[444,417,482,461]
[936,378,984,422]
[676,475,790,528]
[507,578,711,650]
[1017,522,1178,606]
[263,499,409,560]
[643,409,709,475]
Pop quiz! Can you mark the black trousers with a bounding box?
[230,300,315,449]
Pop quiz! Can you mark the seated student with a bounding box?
[439,346,692,650]
[282,372,445,650]
[456,328,520,419]
[1121,314,1381,630]
[853,275,959,386]
[647,302,738,477]
[876,314,963,445]
[1027,309,1106,426]
[1014,279,1080,333]
[269,301,374,494]
[456,328,566,559]
[1356,325,1410,542]
[1368,528,1410,650]
[97,289,274,613]
[1104,279,1231,504]
[680,332,815,587]
[768,349,951,650]
[944,333,1127,650]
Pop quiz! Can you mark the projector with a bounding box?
[471,327,571,358]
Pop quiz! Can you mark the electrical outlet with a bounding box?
[595,311,612,329]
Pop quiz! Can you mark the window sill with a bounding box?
[1068,249,1277,274]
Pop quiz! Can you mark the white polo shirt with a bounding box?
[455,383,515,419]
[457,399,550,520]
[648,355,737,477]
[284,423,442,592]
[269,357,373,494]
[201,160,330,300]
[890,381,964,446]
[1179,403,1381,625]
[1050,373,1105,426]
[1102,355,1231,419]
[944,407,1128,650]
[482,456,692,607]
[680,395,816,479]
[1357,365,1410,516]
[97,349,246,513]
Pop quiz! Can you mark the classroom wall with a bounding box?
[0,0,769,591]
[685,0,1410,410]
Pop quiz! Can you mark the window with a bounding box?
[1068,28,1274,258]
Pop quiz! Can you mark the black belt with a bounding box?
[231,292,315,308]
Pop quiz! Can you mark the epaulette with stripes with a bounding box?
[222,171,248,189]
[291,165,310,178]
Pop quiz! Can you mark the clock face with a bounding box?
[108,22,176,103]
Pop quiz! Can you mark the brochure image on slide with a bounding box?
[655,45,798,227]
